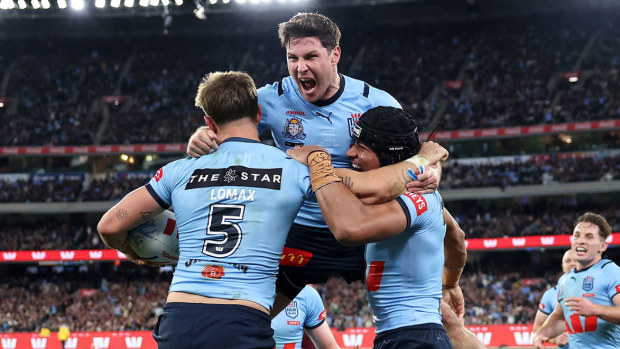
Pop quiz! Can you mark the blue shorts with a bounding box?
[153,302,274,349]
[374,324,453,349]
[276,223,365,299]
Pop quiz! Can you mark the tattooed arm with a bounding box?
[97,186,164,252]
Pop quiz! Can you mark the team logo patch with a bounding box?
[319,309,326,321]
[282,117,306,140]
[404,193,428,216]
[202,265,225,280]
[348,113,361,138]
[280,247,313,266]
[582,276,594,291]
[154,168,163,182]
[616,285,620,293]
[285,300,298,318]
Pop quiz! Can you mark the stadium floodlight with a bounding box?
[235,0,245,3]
[149,0,158,5]
[124,0,134,6]
[249,0,258,3]
[174,0,182,4]
[71,0,84,10]
[18,0,27,9]
[95,0,105,8]
[57,0,66,8]
[41,0,50,8]
[31,0,40,8]
[161,0,169,5]
[139,0,148,6]
[111,0,120,7]
[208,0,216,4]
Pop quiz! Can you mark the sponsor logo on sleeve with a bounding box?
[319,309,326,321]
[616,285,620,293]
[403,193,428,216]
[154,168,163,182]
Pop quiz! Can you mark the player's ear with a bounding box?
[256,104,262,125]
[204,116,218,133]
[331,46,341,66]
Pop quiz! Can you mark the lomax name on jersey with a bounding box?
[185,166,282,190]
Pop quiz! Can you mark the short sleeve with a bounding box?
[369,88,401,109]
[303,286,326,330]
[395,192,440,229]
[538,287,557,315]
[145,160,182,209]
[603,262,620,300]
[257,84,276,135]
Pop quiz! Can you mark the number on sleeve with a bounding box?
[203,204,245,258]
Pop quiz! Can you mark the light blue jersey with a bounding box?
[557,259,620,348]
[258,74,400,228]
[271,286,326,349]
[146,138,313,310]
[539,286,568,349]
[365,192,446,333]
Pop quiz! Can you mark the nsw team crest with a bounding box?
[348,113,361,138]
[282,118,306,140]
[285,300,298,318]
[583,276,594,291]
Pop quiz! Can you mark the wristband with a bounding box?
[405,155,430,168]
[307,150,342,192]
[442,264,464,287]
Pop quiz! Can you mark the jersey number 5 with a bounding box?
[203,204,245,258]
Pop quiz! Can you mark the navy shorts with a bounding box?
[276,223,365,300]
[153,303,274,349]
[374,324,453,349]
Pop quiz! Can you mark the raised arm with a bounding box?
[334,141,448,204]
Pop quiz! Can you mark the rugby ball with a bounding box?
[128,210,180,265]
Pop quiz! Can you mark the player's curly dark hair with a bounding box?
[278,13,341,51]
[575,212,612,241]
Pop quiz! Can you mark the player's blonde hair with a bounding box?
[195,71,258,125]
[575,212,612,241]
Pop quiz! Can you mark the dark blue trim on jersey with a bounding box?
[538,308,552,315]
[145,183,170,210]
[601,260,613,269]
[312,74,345,107]
[277,80,284,96]
[221,137,262,144]
[304,318,325,330]
[363,82,370,98]
[395,196,411,228]
[574,259,607,274]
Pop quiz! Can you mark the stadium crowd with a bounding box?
[1,11,619,146]
[0,260,581,332]
[0,202,617,249]
[0,154,617,203]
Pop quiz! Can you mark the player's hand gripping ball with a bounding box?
[128,210,180,265]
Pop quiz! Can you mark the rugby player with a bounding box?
[287,106,485,349]
[534,213,620,349]
[98,71,315,349]
[532,249,576,348]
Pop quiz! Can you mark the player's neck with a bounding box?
[319,69,341,102]
[576,256,602,271]
[215,119,260,144]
